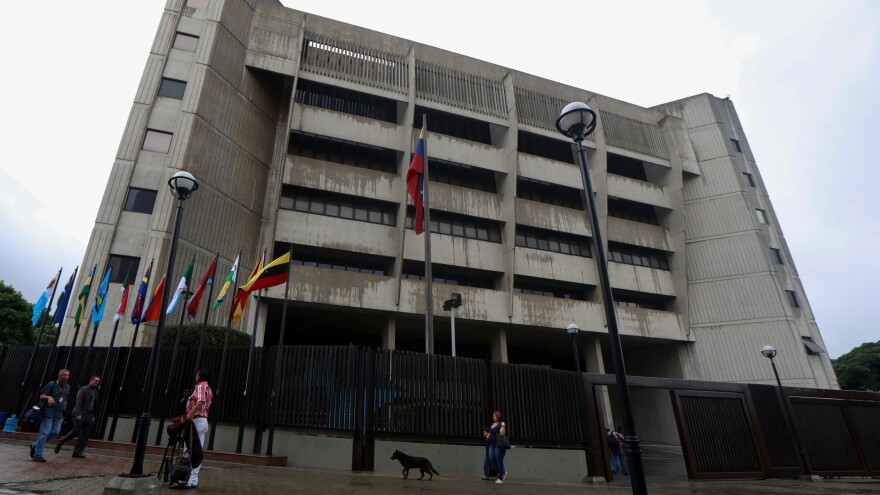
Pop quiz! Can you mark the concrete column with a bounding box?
[382,317,396,350]
[584,334,614,427]
[491,327,508,363]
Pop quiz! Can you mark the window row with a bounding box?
[287,131,398,174]
[607,197,659,225]
[405,207,502,243]
[517,130,575,164]
[402,261,497,289]
[608,242,670,270]
[428,158,497,193]
[517,176,583,210]
[274,242,391,276]
[280,185,396,226]
[295,79,398,124]
[513,276,588,301]
[515,226,591,258]
[607,153,648,181]
[413,105,493,145]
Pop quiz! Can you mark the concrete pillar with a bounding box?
[491,327,508,363]
[382,317,396,350]
[584,334,614,427]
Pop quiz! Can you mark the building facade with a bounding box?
[68,0,837,390]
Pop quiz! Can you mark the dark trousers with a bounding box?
[57,416,93,455]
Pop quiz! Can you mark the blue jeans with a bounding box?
[32,415,62,459]
[611,447,628,475]
[485,443,506,480]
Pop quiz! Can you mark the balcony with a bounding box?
[292,105,405,151]
[606,217,671,252]
[398,279,509,323]
[266,265,398,312]
[512,293,604,330]
[606,174,672,210]
[608,262,676,297]
[517,153,580,187]
[404,232,505,273]
[615,306,687,341]
[284,156,400,203]
[514,248,598,287]
[276,209,398,258]
[515,199,590,237]
[430,183,501,221]
[423,131,508,174]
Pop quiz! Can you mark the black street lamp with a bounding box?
[557,102,647,494]
[128,171,198,478]
[761,345,813,477]
[566,323,582,374]
[442,293,462,357]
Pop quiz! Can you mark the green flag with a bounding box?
[74,264,96,326]
[166,258,194,315]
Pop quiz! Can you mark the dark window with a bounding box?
[770,248,784,265]
[428,158,496,193]
[515,225,591,258]
[280,185,396,226]
[802,336,824,355]
[158,78,187,100]
[405,207,502,243]
[107,255,140,285]
[287,131,398,174]
[607,197,659,225]
[186,0,208,9]
[755,209,768,224]
[413,105,492,145]
[295,79,398,124]
[513,275,589,300]
[123,187,158,214]
[275,242,392,276]
[743,172,755,187]
[142,130,172,153]
[402,261,498,289]
[731,139,742,152]
[517,130,575,164]
[517,177,583,210]
[173,32,199,52]
[607,153,647,181]
[785,290,800,308]
[608,242,669,270]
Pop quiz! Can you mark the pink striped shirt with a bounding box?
[186,381,213,419]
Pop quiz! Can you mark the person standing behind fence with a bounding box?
[481,410,508,484]
[173,369,213,490]
[54,375,100,458]
[29,369,71,462]
[606,427,628,475]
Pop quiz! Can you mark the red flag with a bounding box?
[186,256,217,321]
[230,255,263,324]
[406,128,426,235]
[141,276,166,323]
[113,282,130,323]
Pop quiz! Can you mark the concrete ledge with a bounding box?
[0,431,286,467]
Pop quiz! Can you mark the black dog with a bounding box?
[390,450,440,480]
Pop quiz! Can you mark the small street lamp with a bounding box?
[124,171,198,481]
[442,293,462,357]
[566,323,582,374]
[761,345,813,478]
[557,102,646,494]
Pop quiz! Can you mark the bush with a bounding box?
[160,323,251,348]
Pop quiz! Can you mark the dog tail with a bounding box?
[431,465,440,475]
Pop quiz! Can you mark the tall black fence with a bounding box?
[1,345,878,480]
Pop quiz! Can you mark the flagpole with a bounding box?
[266,246,293,456]
[66,263,97,369]
[38,267,78,391]
[421,115,435,355]
[208,250,249,450]
[12,267,62,424]
[99,264,133,419]
[81,262,113,387]
[194,253,220,373]
[235,246,266,453]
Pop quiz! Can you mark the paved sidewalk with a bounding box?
[2,439,879,494]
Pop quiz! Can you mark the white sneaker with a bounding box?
[495,478,503,484]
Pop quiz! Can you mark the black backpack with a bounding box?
[607,431,621,449]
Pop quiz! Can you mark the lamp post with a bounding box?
[557,102,646,494]
[761,345,813,477]
[442,293,462,357]
[128,171,198,477]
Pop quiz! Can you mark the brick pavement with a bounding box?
[2,439,880,494]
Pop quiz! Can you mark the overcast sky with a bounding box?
[1,1,877,358]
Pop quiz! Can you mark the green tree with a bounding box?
[832,341,880,391]
[161,323,251,348]
[0,280,35,346]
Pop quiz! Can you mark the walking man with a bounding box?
[54,375,101,458]
[29,369,71,462]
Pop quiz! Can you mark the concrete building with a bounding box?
[68,0,837,390]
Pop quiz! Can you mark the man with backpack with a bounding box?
[29,369,71,462]
[606,426,628,475]
[54,375,100,458]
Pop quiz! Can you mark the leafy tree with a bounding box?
[0,280,35,346]
[832,341,880,391]
[160,323,251,348]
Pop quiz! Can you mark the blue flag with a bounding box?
[131,261,153,324]
[91,265,112,328]
[32,273,59,326]
[52,268,79,326]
